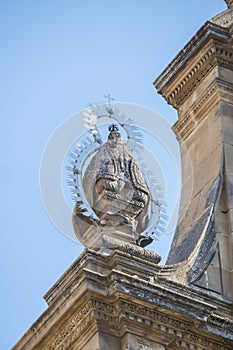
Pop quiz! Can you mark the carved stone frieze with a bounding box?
[211,8,233,27]
[44,300,93,350]
[166,49,217,108]
[119,300,191,334]
[41,297,232,350]
[12,249,233,350]
[175,337,231,350]
[44,299,117,350]
[183,333,232,350]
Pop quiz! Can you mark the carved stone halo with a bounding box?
[65,101,167,250]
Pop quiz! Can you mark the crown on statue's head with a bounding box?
[108,124,119,132]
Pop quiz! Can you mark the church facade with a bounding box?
[12,2,233,350]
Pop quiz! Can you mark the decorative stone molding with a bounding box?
[44,250,87,305]
[192,83,218,115]
[211,9,233,28]
[176,336,231,350]
[44,299,117,350]
[45,284,73,306]
[165,45,233,109]
[154,22,232,109]
[102,235,161,263]
[119,300,191,333]
[166,48,216,108]
[45,302,93,350]
[207,314,233,339]
[154,22,229,87]
[137,339,165,350]
[41,297,232,350]
[12,248,233,350]
[172,78,233,141]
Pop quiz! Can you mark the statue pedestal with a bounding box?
[82,225,138,250]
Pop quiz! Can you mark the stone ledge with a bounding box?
[154,21,230,95]
[101,235,161,263]
[211,8,233,28]
[154,22,232,109]
[11,249,233,350]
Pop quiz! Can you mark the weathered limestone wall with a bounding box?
[154,16,233,300]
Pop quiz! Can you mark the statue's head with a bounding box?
[108,124,122,148]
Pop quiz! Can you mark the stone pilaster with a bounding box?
[154,16,233,300]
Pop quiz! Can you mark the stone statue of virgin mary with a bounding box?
[72,124,152,247]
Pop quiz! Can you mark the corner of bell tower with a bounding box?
[154,1,233,302]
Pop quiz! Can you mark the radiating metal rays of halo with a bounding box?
[139,162,167,241]
[83,102,144,150]
[65,134,100,223]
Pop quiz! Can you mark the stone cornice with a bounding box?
[154,22,232,109]
[37,296,232,350]
[12,250,233,350]
[44,247,162,307]
[211,9,233,28]
[44,298,117,350]
[35,295,233,350]
[38,294,233,350]
[154,21,230,90]
[172,79,233,141]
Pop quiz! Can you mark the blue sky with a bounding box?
[0,1,226,349]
